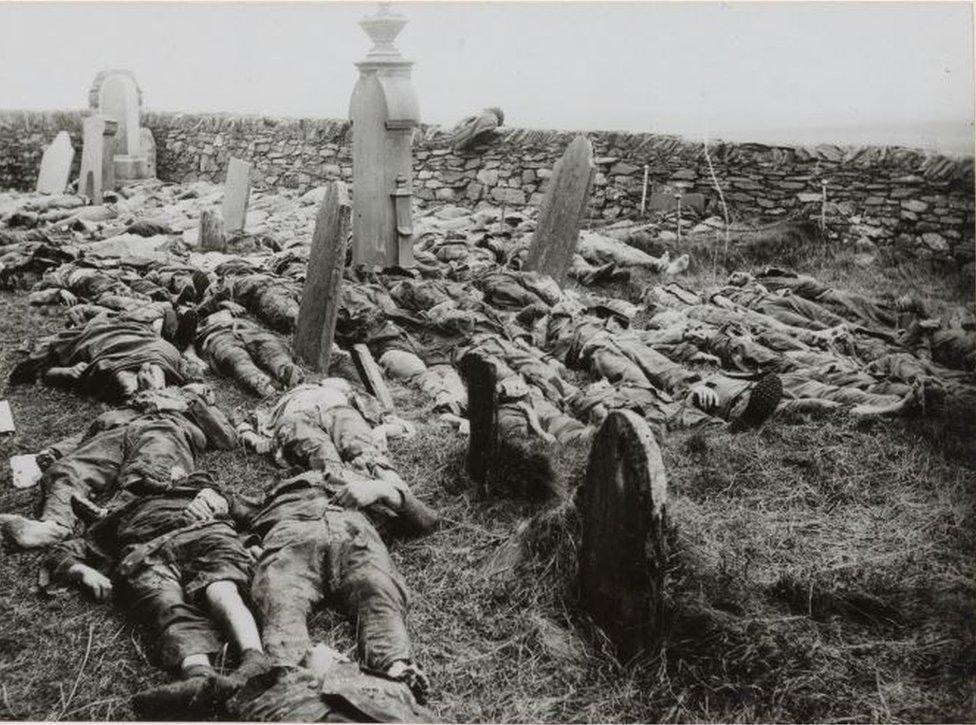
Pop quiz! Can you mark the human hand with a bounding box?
[692,385,719,410]
[335,477,398,510]
[71,565,113,601]
[186,488,229,521]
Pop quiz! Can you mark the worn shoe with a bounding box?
[385,660,430,705]
[131,673,241,720]
[729,373,783,433]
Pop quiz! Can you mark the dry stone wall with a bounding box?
[2,109,973,266]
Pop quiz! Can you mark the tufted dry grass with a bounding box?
[0,239,974,722]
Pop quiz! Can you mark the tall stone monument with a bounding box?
[349,2,420,267]
[90,69,156,181]
[77,115,119,204]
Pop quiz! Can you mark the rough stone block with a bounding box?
[579,410,668,661]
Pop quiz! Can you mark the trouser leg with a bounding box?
[208,338,276,397]
[245,334,303,387]
[39,427,126,527]
[329,512,412,672]
[274,418,343,472]
[251,525,325,665]
[124,562,224,671]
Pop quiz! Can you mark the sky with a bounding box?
[1,1,973,153]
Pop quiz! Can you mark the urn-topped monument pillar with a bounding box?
[349,2,420,267]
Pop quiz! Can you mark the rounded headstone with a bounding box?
[579,409,668,661]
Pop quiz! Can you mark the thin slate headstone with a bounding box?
[221,158,252,233]
[459,351,498,498]
[77,115,118,204]
[36,132,75,194]
[294,182,351,372]
[579,409,668,662]
[524,135,596,285]
[199,209,228,252]
[97,72,140,156]
[351,344,395,412]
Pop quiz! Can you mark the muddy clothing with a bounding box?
[474,268,563,312]
[450,108,503,151]
[238,473,434,669]
[227,661,429,723]
[36,399,223,534]
[10,318,186,399]
[247,382,395,476]
[33,261,135,303]
[47,482,252,669]
[224,273,301,333]
[196,311,303,397]
[718,283,845,331]
[756,269,907,329]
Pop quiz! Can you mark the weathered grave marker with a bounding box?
[294,181,351,372]
[140,127,157,178]
[0,401,14,434]
[649,191,705,214]
[199,209,228,252]
[77,115,118,204]
[36,132,75,195]
[579,409,668,661]
[221,158,252,233]
[524,135,595,285]
[459,351,498,497]
[352,344,395,411]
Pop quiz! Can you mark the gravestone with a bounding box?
[221,158,251,233]
[579,409,668,661]
[349,3,420,266]
[649,191,706,215]
[351,344,394,411]
[524,135,595,285]
[294,182,351,372]
[97,72,140,156]
[36,132,75,194]
[198,209,227,252]
[459,351,498,497]
[140,127,157,177]
[77,115,118,204]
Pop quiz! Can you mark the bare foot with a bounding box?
[665,254,690,276]
[0,515,70,548]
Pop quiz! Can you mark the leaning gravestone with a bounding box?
[459,351,499,498]
[36,132,75,194]
[524,135,596,285]
[222,158,251,233]
[294,181,351,372]
[77,115,118,204]
[579,409,669,661]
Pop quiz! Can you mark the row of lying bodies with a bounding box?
[2,213,975,719]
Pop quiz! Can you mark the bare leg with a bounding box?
[203,580,263,654]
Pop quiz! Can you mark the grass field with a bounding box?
[0,246,973,722]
